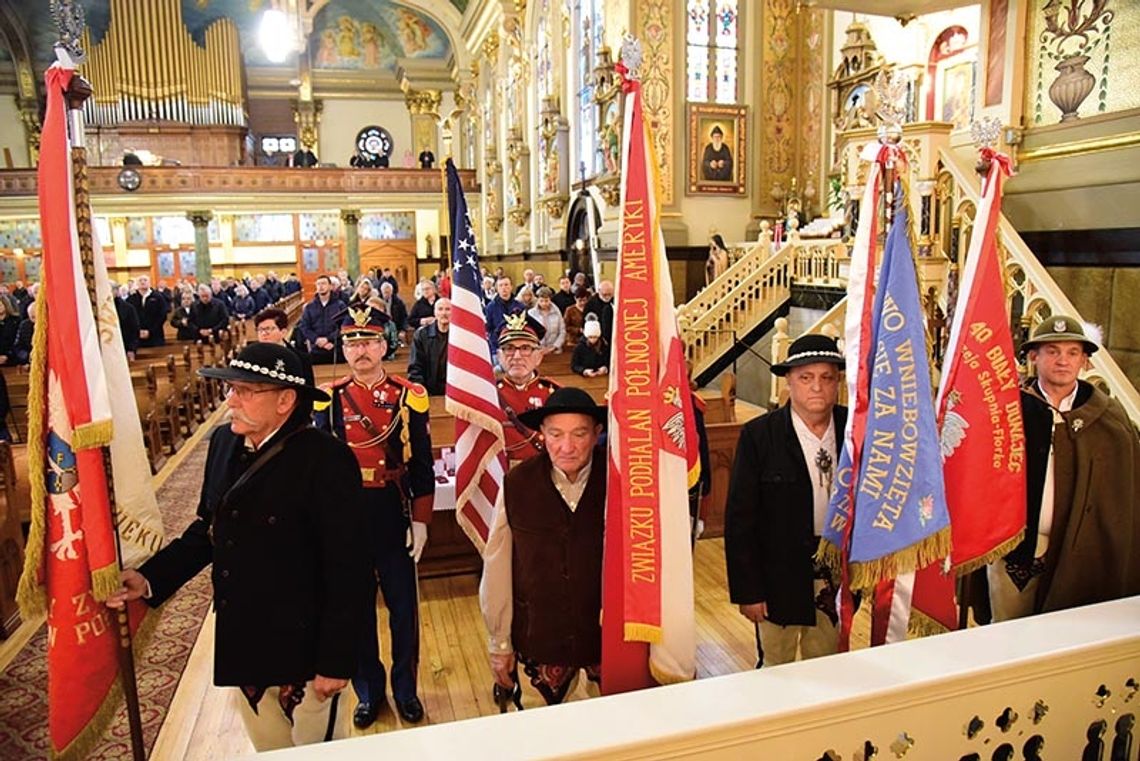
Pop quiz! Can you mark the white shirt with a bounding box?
[1035,380,1078,558]
[479,458,594,654]
[790,410,837,535]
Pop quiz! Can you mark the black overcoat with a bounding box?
[724,403,847,626]
[140,414,371,687]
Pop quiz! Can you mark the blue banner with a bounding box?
[822,197,951,588]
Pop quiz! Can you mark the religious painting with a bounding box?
[687,103,746,196]
[940,60,976,130]
[311,0,449,71]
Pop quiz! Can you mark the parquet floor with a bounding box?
[155,538,870,759]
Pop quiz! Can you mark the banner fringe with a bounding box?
[71,419,114,451]
[89,563,120,603]
[907,607,950,639]
[849,526,952,591]
[954,529,1026,577]
[815,538,845,581]
[624,622,662,644]
[16,294,50,618]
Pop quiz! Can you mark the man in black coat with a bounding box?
[407,298,450,395]
[725,334,847,666]
[128,275,167,347]
[115,294,140,359]
[108,343,371,751]
[190,284,230,342]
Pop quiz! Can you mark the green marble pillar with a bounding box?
[188,210,214,284]
[341,209,361,280]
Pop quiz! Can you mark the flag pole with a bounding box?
[54,7,147,757]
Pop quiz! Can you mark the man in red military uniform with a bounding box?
[314,305,435,727]
[495,312,560,464]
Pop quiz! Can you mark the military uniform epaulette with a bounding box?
[387,374,430,413]
[313,374,354,413]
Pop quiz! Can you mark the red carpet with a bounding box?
[0,433,214,760]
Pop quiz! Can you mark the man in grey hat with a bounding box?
[108,343,371,750]
[988,316,1140,620]
[480,386,607,706]
[724,334,846,665]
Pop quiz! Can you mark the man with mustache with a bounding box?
[108,343,370,750]
[314,306,435,727]
[495,313,561,464]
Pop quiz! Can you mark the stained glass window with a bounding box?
[687,0,739,104]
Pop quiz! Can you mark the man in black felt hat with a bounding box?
[988,316,1139,620]
[480,386,607,707]
[724,333,847,666]
[313,304,435,727]
[108,343,371,750]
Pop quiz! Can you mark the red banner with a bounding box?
[601,69,696,693]
[935,154,1026,572]
[17,64,147,761]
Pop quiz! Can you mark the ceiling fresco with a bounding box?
[311,0,450,70]
[9,0,457,71]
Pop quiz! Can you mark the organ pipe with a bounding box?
[79,0,246,128]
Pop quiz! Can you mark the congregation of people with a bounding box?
[103,260,1137,754]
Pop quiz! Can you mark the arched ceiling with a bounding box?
[10,0,467,73]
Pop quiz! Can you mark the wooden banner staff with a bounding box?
[53,0,147,756]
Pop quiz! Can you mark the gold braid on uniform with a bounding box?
[400,397,412,462]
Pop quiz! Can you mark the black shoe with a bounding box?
[396,696,425,723]
[353,701,380,729]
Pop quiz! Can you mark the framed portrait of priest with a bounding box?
[688,103,747,196]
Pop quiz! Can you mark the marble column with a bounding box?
[341,209,361,279]
[187,211,213,284]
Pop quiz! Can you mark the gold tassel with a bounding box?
[623,622,662,644]
[953,529,1026,577]
[16,295,51,618]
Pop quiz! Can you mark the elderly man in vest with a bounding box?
[480,387,607,706]
[988,316,1140,620]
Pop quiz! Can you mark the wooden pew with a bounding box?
[0,440,26,637]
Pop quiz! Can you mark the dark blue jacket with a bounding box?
[484,296,524,353]
[298,296,344,349]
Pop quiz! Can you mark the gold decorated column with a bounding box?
[404,88,441,162]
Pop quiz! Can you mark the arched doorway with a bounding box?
[564,190,602,285]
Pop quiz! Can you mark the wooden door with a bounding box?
[297,243,344,298]
[152,246,198,285]
[360,241,417,294]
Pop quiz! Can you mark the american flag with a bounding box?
[444,159,507,553]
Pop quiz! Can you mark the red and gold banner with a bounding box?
[17,64,155,761]
[601,65,696,693]
[935,151,1026,572]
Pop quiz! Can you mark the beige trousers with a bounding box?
[232,682,352,752]
[758,580,838,666]
[986,560,1039,622]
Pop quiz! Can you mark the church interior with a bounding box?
[0,0,1136,758]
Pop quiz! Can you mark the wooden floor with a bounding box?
[153,538,871,759]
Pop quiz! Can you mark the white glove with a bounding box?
[408,521,429,563]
